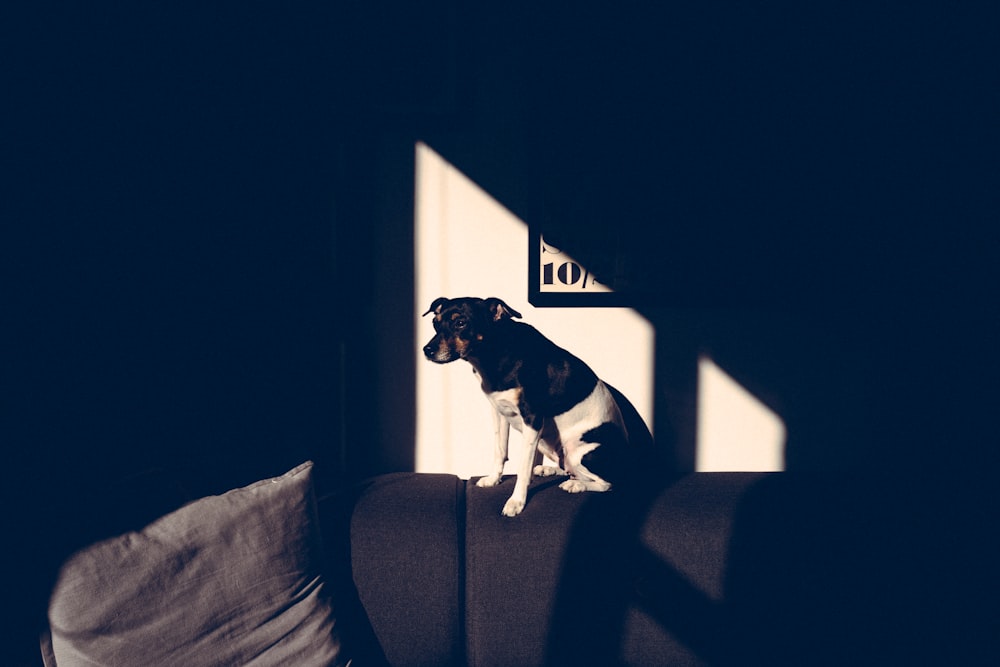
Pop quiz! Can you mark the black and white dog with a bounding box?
[422,296,629,516]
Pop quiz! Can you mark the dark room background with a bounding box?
[5,2,998,659]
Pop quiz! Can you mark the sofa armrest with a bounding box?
[345,473,465,667]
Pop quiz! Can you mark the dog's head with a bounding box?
[421,296,522,364]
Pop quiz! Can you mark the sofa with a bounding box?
[36,461,993,666]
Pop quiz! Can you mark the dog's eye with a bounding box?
[453,317,468,330]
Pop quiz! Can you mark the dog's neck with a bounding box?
[463,346,522,393]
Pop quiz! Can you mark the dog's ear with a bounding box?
[485,298,522,321]
[422,297,449,317]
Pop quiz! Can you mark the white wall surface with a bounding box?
[414,142,655,478]
[696,356,786,472]
[414,142,784,475]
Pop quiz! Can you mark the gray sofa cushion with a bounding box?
[349,473,465,667]
[464,473,765,667]
[41,461,347,667]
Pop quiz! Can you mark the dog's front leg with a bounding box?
[501,422,542,517]
[476,408,509,488]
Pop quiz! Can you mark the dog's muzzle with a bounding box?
[423,337,456,363]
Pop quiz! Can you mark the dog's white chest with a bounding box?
[486,388,525,431]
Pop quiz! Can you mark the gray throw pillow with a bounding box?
[42,461,349,667]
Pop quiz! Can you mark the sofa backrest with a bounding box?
[329,471,988,667]
[338,473,466,667]
[463,473,765,667]
[336,472,766,667]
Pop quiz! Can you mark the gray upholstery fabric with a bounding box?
[464,473,765,667]
[464,477,584,667]
[43,468,977,666]
[43,462,347,667]
[349,473,465,667]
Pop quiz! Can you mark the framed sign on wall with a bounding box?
[528,226,631,307]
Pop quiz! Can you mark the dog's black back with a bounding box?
[472,318,600,422]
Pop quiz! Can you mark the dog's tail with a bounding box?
[602,384,672,486]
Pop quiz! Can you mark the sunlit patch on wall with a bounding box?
[696,355,786,472]
[414,142,655,478]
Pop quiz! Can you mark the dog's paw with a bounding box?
[501,497,525,517]
[532,465,565,477]
[559,479,588,493]
[476,474,502,488]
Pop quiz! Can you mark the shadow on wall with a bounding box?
[414,142,796,477]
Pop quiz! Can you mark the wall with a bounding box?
[10,2,996,500]
[407,3,998,475]
[413,143,656,478]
